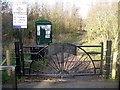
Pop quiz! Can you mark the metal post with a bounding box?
[100,42,103,75]
[20,43,24,75]
[15,42,21,77]
[61,44,64,73]
[19,29,22,47]
[12,67,17,90]
[19,29,24,75]
[106,40,112,79]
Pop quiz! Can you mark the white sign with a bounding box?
[13,15,27,28]
[12,4,27,15]
[12,3,27,28]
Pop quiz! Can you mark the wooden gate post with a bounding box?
[105,40,112,79]
[6,49,11,76]
[111,51,118,79]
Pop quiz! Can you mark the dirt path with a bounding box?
[17,76,119,88]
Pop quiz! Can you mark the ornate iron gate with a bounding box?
[18,43,103,77]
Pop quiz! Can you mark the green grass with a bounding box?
[2,71,13,83]
[53,33,81,44]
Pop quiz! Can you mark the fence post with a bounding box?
[100,42,103,75]
[6,49,11,76]
[20,43,24,75]
[111,51,118,79]
[105,40,112,79]
[15,42,21,77]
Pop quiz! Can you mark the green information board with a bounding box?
[35,20,52,45]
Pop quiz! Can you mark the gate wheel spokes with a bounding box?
[47,43,96,75]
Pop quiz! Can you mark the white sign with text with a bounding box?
[12,3,27,28]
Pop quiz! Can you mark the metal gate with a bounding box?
[15,42,103,77]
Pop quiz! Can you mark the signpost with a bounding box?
[12,2,27,75]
